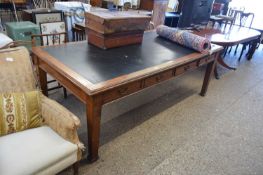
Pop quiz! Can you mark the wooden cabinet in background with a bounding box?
[0,0,26,4]
[90,0,102,7]
[139,0,154,11]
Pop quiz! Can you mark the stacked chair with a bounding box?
[226,11,255,60]
[31,23,68,98]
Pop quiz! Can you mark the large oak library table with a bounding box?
[32,31,223,162]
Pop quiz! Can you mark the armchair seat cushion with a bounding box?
[0,126,78,175]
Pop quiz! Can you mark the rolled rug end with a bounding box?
[156,25,211,53]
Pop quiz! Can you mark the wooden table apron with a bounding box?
[32,39,222,163]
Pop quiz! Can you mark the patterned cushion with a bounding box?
[0,91,43,136]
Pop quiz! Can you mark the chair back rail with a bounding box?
[72,26,86,41]
[31,32,67,46]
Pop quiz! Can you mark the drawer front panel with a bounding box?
[175,61,198,76]
[144,70,173,87]
[103,81,142,103]
[102,56,215,103]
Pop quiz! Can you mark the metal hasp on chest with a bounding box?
[32,31,223,163]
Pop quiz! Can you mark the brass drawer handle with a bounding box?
[155,75,163,82]
[118,87,128,95]
[184,65,190,71]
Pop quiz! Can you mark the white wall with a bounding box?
[229,0,263,29]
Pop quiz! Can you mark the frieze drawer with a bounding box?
[144,70,173,87]
[199,55,214,66]
[175,61,198,75]
[103,81,142,103]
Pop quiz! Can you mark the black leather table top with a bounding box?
[44,32,196,84]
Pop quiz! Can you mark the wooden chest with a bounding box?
[85,11,151,49]
[1,0,26,4]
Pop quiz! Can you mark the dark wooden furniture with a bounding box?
[32,31,223,163]
[73,23,86,41]
[252,25,263,47]
[209,15,225,28]
[164,12,180,27]
[90,0,102,7]
[211,2,224,15]
[32,32,68,98]
[239,12,254,28]
[210,8,244,30]
[85,11,151,49]
[233,12,255,60]
[1,0,27,21]
[22,8,63,24]
[31,32,67,46]
[89,0,166,30]
[72,26,86,41]
[139,0,153,10]
[22,8,41,21]
[91,0,154,9]
[75,23,86,30]
[194,26,261,78]
[1,0,26,3]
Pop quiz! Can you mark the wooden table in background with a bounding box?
[32,31,223,163]
[194,25,261,79]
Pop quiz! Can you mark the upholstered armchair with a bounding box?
[0,33,13,49]
[0,47,84,175]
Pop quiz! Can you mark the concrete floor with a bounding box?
[51,46,263,175]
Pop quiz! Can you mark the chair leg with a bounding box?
[63,87,67,98]
[212,21,215,28]
[238,45,246,61]
[223,46,228,57]
[234,44,239,55]
[228,46,232,54]
[246,43,253,56]
[73,162,79,175]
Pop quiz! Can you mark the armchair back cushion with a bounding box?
[0,90,43,136]
[0,47,37,93]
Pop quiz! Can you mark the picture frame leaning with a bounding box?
[40,21,67,46]
[33,10,63,25]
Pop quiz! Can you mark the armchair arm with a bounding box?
[0,41,32,50]
[41,94,84,160]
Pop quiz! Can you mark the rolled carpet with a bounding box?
[156,25,211,53]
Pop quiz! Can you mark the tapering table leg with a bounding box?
[247,38,260,60]
[200,54,217,96]
[214,63,220,80]
[39,67,48,96]
[86,96,103,163]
